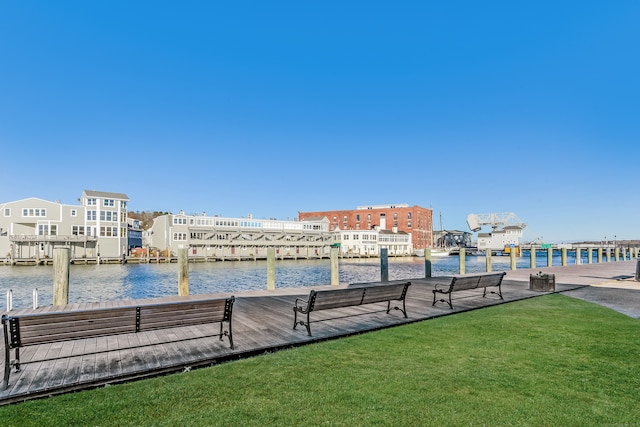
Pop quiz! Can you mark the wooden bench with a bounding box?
[432,272,506,309]
[293,282,411,336]
[2,296,235,390]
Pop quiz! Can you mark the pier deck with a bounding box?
[1,261,638,405]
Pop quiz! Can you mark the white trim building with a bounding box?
[331,227,413,257]
[148,212,332,259]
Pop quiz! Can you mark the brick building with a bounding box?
[298,204,433,250]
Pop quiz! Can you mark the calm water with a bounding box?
[1,253,585,309]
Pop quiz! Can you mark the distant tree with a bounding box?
[128,210,169,230]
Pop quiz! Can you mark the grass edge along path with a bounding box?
[2,294,639,426]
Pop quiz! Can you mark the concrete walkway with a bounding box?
[503,260,640,318]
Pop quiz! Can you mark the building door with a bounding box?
[379,214,386,230]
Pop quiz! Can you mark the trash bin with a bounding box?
[529,272,555,292]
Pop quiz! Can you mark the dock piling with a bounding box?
[424,248,432,278]
[380,248,389,282]
[267,248,276,290]
[53,247,70,306]
[178,247,189,296]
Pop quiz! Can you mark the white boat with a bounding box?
[430,248,452,257]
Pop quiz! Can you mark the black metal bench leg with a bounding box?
[2,352,9,390]
[293,307,298,330]
[227,319,234,349]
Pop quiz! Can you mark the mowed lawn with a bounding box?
[2,294,639,426]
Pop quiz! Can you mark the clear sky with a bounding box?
[1,1,638,243]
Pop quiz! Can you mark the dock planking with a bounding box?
[2,262,636,405]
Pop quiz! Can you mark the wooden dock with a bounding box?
[1,261,637,405]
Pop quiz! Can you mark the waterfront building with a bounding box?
[127,218,143,252]
[0,190,129,261]
[148,212,333,259]
[477,225,524,253]
[298,204,432,250]
[331,227,413,257]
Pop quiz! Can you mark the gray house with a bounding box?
[0,190,129,262]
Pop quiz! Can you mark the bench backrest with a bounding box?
[137,297,234,332]
[476,272,506,288]
[309,288,367,311]
[360,282,411,305]
[4,307,138,348]
[307,282,411,312]
[450,275,482,291]
[3,297,234,349]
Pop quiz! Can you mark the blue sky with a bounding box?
[1,1,638,243]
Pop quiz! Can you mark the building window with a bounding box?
[4,208,10,217]
[173,232,187,241]
[367,214,371,221]
[87,210,96,221]
[100,211,118,221]
[100,226,118,237]
[120,201,127,209]
[407,221,412,228]
[86,198,96,206]
[104,199,115,207]
[394,213,398,220]
[407,212,412,220]
[356,214,360,221]
[173,217,187,225]
[72,226,85,236]
[71,209,77,217]
[22,208,47,217]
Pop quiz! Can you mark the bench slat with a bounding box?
[311,288,366,311]
[293,282,411,336]
[361,283,408,305]
[2,296,235,390]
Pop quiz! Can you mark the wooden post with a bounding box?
[561,248,567,266]
[330,246,339,286]
[486,250,492,272]
[575,247,581,265]
[424,248,432,278]
[178,247,189,296]
[380,248,389,282]
[588,247,593,264]
[530,248,536,269]
[53,247,70,306]
[597,247,603,263]
[547,247,553,267]
[459,247,465,275]
[510,247,517,270]
[267,247,276,290]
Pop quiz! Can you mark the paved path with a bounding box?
[1,260,638,405]
[503,260,640,318]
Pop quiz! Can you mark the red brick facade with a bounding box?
[298,205,433,250]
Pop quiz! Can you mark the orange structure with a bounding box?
[298,204,433,250]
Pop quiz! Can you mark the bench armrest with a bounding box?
[294,297,309,309]
[433,282,452,292]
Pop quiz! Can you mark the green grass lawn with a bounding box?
[2,294,639,426]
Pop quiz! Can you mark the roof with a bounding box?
[301,216,328,222]
[379,229,409,235]
[83,190,129,200]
